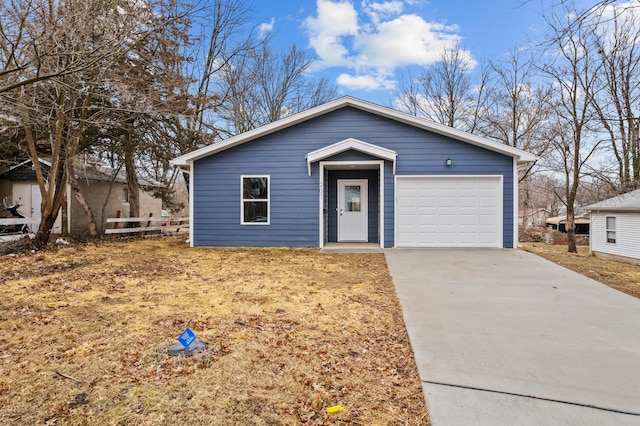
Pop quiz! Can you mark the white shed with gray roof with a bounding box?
[586,189,640,264]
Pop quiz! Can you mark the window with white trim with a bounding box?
[241,176,269,224]
[606,216,616,244]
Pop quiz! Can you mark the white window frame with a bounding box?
[605,216,616,244]
[241,175,270,225]
[123,185,129,203]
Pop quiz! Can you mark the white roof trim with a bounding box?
[6,159,33,172]
[171,96,538,167]
[5,158,53,173]
[305,138,397,176]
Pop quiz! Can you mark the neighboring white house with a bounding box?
[519,208,550,227]
[586,189,640,265]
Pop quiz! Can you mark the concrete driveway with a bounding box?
[384,249,640,426]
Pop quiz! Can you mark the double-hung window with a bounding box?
[606,216,616,244]
[241,176,269,224]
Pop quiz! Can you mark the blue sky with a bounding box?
[249,0,550,104]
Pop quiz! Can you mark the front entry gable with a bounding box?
[305,138,397,175]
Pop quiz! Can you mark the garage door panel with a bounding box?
[459,233,479,243]
[396,176,501,247]
[459,214,476,226]
[397,220,417,230]
[439,215,457,226]
[418,197,437,207]
[418,232,436,241]
[479,198,497,208]
[459,197,477,208]
[419,216,436,226]
[438,233,457,244]
[438,197,456,208]
[398,196,417,207]
[479,214,497,225]
[478,234,498,244]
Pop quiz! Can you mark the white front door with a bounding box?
[338,179,368,242]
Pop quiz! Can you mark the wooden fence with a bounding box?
[0,217,39,228]
[105,216,189,235]
[1,216,189,239]
[0,218,38,242]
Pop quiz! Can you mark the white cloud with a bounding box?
[304,0,472,91]
[258,18,275,39]
[362,0,404,24]
[592,2,640,43]
[303,0,359,66]
[336,73,396,90]
[355,14,461,69]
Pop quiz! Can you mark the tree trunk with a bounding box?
[61,199,68,236]
[565,186,579,253]
[124,130,140,218]
[521,178,530,227]
[33,212,59,249]
[30,153,67,250]
[68,170,99,236]
[20,99,68,249]
[566,210,577,253]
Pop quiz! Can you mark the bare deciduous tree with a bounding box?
[5,0,150,246]
[2,0,192,245]
[541,3,604,253]
[588,3,640,192]
[393,44,491,133]
[482,48,553,224]
[217,41,337,135]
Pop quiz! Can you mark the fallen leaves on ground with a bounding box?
[0,237,429,425]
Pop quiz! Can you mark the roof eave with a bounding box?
[171,96,538,164]
[588,207,640,213]
[171,97,354,165]
[349,100,539,163]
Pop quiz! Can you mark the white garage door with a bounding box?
[396,176,502,247]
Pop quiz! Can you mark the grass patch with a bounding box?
[520,243,640,299]
[0,237,429,425]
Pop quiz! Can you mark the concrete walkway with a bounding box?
[384,249,640,426]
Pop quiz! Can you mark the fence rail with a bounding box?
[0,218,40,226]
[0,218,37,242]
[105,216,189,235]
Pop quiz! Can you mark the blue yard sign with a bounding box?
[178,328,197,348]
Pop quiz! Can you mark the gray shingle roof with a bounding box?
[586,189,640,212]
[1,158,161,188]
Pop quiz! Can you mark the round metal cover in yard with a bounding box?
[168,340,206,357]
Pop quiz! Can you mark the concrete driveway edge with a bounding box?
[385,249,640,425]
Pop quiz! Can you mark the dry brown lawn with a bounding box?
[520,243,640,299]
[0,237,429,425]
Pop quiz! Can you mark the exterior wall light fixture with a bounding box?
[445,158,452,167]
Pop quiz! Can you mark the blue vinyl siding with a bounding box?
[193,148,319,246]
[192,106,515,247]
